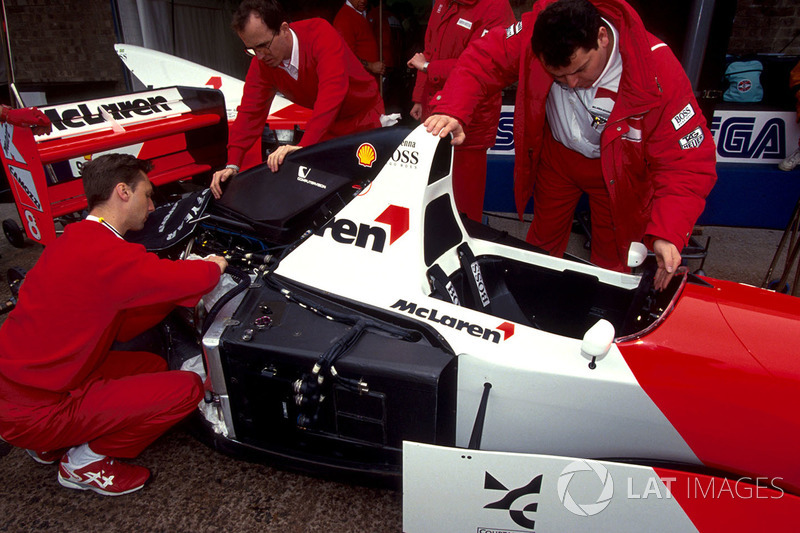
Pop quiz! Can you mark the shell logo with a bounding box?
[356,143,377,167]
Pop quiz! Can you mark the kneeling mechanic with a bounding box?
[0,154,227,496]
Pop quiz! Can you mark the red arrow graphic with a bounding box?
[374,205,410,245]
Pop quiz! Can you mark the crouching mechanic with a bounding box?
[0,154,227,496]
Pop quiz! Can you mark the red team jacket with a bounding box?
[333,3,380,64]
[227,18,384,167]
[0,221,220,401]
[433,0,717,252]
[415,0,515,150]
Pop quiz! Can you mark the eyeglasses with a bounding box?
[245,32,277,57]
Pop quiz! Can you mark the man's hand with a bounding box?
[267,144,301,173]
[1,106,52,135]
[367,61,386,76]
[407,52,427,71]
[210,167,237,199]
[423,114,465,145]
[410,103,422,121]
[653,239,682,291]
[205,254,228,274]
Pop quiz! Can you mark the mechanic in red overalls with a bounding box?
[0,105,52,135]
[0,154,227,496]
[210,0,385,199]
[333,0,386,78]
[424,0,717,290]
[407,0,515,222]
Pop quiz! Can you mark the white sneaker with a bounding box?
[58,456,150,496]
[779,147,800,171]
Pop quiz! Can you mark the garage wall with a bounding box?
[728,0,800,56]
[3,0,799,106]
[3,0,125,100]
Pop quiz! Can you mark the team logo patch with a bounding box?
[457,18,472,30]
[738,79,752,93]
[506,21,522,39]
[679,126,705,149]
[671,103,695,130]
[356,143,377,167]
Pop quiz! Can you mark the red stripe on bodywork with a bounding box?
[653,467,800,531]
[619,279,800,495]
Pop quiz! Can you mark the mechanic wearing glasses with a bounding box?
[210,0,385,199]
[0,154,227,496]
[424,0,717,291]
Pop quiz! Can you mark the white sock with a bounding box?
[64,443,105,469]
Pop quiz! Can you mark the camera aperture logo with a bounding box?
[557,460,614,516]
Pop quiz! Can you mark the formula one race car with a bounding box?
[134,124,800,532]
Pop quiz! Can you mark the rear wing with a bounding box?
[1,86,227,245]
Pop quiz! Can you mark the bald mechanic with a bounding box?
[0,154,227,496]
[425,0,716,290]
[211,0,385,199]
[407,0,514,222]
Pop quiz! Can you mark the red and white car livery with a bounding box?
[1,86,228,246]
[138,124,800,531]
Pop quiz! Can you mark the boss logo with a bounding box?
[671,103,695,130]
[390,148,419,166]
[471,261,490,307]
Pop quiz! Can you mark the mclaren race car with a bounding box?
[134,125,800,532]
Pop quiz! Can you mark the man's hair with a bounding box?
[82,154,153,210]
[531,0,603,68]
[232,0,289,33]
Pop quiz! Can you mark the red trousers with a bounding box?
[526,130,624,271]
[452,146,489,222]
[0,351,203,458]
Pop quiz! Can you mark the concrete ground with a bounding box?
[0,201,796,532]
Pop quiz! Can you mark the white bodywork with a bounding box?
[275,126,698,464]
[403,442,698,532]
[113,43,295,121]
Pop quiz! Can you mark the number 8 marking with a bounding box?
[24,210,41,240]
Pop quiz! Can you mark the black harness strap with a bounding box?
[426,263,461,306]
[457,243,492,313]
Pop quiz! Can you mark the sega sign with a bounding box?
[490,106,800,165]
[709,110,799,164]
[488,105,516,155]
